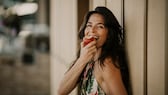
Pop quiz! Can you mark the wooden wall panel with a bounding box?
[89,0,106,10]
[106,0,123,26]
[50,0,78,95]
[147,0,166,94]
[124,0,146,94]
[166,1,168,95]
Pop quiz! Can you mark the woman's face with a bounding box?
[84,13,108,48]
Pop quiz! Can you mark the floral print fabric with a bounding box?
[79,60,105,95]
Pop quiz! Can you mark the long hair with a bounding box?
[77,6,132,95]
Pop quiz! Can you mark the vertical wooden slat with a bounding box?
[50,0,78,95]
[147,0,166,94]
[89,0,106,10]
[144,0,148,95]
[106,0,123,26]
[124,0,146,94]
[166,1,168,95]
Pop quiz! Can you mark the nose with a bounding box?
[89,26,96,33]
[85,26,96,36]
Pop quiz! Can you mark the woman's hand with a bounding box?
[79,39,97,63]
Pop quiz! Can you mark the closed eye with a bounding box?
[97,25,104,28]
[86,24,92,27]
[97,24,105,29]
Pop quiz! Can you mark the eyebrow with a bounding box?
[87,22,105,25]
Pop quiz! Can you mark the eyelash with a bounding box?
[86,24,104,29]
[86,24,92,27]
[97,25,104,28]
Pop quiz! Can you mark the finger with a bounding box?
[80,41,84,48]
[84,40,96,48]
[87,45,97,55]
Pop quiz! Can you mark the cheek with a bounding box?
[101,35,108,44]
[84,29,88,36]
[102,31,108,42]
[101,30,108,40]
[97,33,108,47]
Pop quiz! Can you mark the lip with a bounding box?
[93,36,99,40]
[86,35,99,40]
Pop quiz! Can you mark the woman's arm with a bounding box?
[57,58,87,95]
[57,41,97,95]
[100,58,127,95]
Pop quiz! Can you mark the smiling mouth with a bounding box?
[93,36,99,40]
[86,35,99,40]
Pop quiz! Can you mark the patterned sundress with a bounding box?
[79,60,106,95]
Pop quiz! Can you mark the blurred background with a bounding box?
[0,0,168,95]
[0,0,50,95]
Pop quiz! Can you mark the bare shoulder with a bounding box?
[94,57,127,94]
[99,58,127,95]
[100,57,123,86]
[102,57,121,74]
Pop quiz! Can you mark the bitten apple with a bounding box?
[83,36,95,46]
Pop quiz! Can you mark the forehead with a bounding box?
[87,13,105,24]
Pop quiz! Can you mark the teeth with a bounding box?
[93,36,99,40]
[86,35,99,40]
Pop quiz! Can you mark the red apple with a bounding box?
[84,37,95,46]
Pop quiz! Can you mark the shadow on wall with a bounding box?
[166,0,168,94]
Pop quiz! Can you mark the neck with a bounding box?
[94,48,102,61]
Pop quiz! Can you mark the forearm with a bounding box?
[57,58,87,95]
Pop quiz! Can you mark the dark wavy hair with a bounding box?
[78,6,132,95]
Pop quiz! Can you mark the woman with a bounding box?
[58,6,131,95]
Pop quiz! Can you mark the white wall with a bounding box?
[50,0,77,95]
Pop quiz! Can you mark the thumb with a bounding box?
[80,41,84,48]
